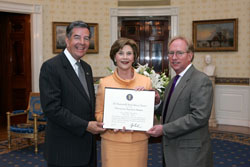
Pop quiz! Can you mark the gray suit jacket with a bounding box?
[161,65,213,167]
[39,52,96,166]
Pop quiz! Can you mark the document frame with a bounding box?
[103,87,155,131]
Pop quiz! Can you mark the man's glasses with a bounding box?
[168,51,188,57]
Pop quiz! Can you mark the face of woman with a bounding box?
[115,45,134,72]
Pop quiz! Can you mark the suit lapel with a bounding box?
[161,79,174,119]
[165,66,195,122]
[60,53,91,103]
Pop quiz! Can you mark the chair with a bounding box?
[6,92,46,153]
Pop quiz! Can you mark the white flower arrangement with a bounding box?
[107,64,170,98]
[135,63,170,98]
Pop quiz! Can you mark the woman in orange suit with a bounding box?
[95,38,159,167]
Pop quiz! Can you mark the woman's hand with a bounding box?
[154,89,161,105]
[113,126,133,133]
[134,86,145,91]
[135,87,161,104]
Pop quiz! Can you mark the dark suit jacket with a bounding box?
[39,52,96,166]
[161,65,213,167]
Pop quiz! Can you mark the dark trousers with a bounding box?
[47,137,96,167]
[47,148,95,167]
[47,158,94,167]
[47,154,95,167]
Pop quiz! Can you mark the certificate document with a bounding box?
[103,87,155,131]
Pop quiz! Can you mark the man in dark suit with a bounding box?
[39,21,105,167]
[147,36,213,167]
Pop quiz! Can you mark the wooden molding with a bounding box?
[215,77,249,85]
[118,0,170,6]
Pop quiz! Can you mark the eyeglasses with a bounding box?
[168,51,188,57]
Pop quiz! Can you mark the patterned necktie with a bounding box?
[76,62,89,98]
[162,75,180,123]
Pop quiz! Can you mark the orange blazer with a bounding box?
[95,68,152,143]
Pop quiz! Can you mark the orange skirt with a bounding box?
[101,138,148,167]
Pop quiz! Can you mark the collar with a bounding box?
[178,63,192,78]
[64,48,78,67]
[113,68,137,84]
[174,63,192,86]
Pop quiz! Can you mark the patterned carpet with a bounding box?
[0,131,249,167]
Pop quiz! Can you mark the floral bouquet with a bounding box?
[107,64,170,98]
[135,63,170,99]
[136,63,170,121]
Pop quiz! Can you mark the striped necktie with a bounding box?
[76,61,89,98]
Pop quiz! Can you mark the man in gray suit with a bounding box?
[147,36,213,167]
[39,21,105,167]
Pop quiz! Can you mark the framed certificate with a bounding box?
[103,87,155,131]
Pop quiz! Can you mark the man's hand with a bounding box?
[146,125,163,137]
[87,121,106,134]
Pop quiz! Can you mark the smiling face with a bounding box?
[65,27,90,61]
[168,39,193,74]
[115,45,134,72]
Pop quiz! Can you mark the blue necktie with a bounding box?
[162,75,180,123]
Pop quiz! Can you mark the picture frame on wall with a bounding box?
[52,22,99,54]
[87,23,99,53]
[192,18,238,51]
